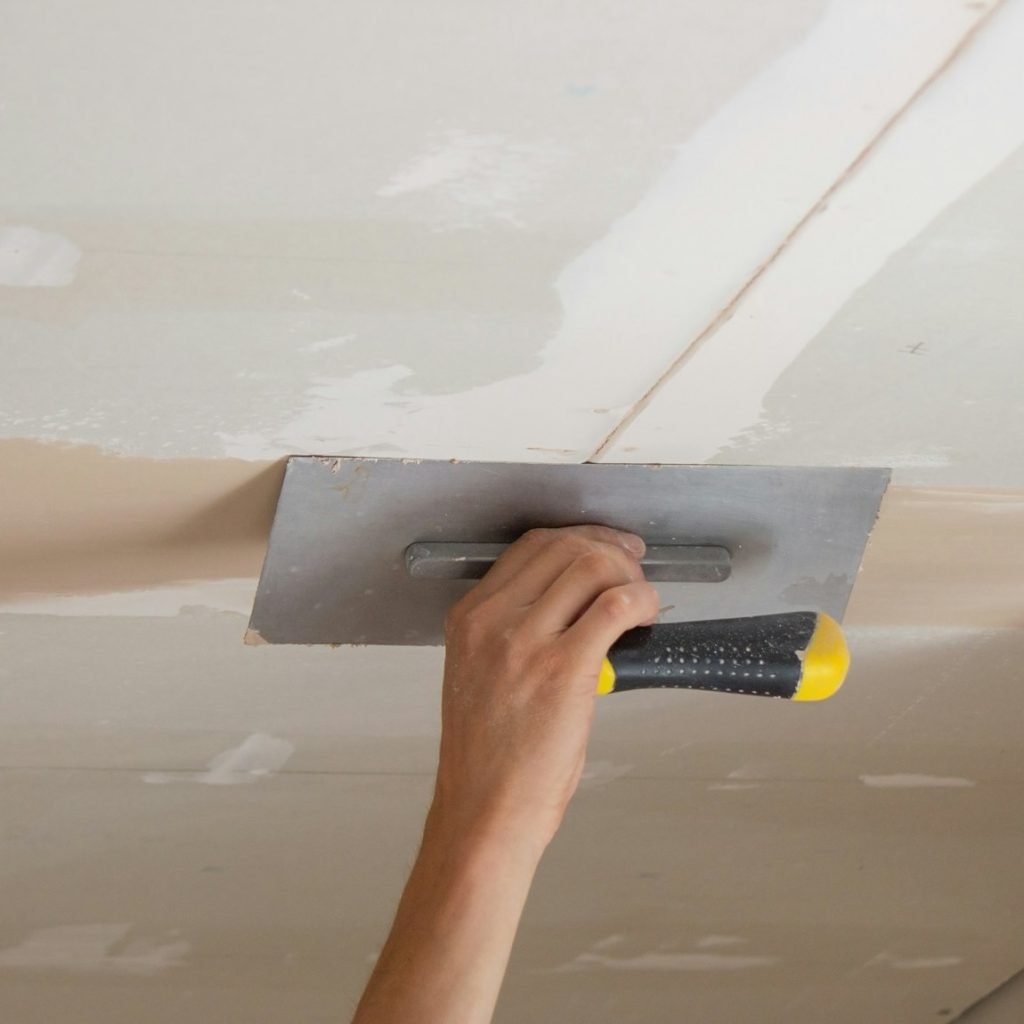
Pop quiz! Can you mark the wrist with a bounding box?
[424,794,549,873]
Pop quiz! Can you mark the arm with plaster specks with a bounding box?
[351,526,658,1024]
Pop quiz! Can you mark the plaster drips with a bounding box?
[0,226,81,287]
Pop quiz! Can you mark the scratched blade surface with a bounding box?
[246,457,890,646]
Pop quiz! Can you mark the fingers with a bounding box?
[466,525,645,606]
[560,579,661,669]
[501,535,644,613]
[525,547,644,635]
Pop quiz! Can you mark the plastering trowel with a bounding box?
[247,458,889,702]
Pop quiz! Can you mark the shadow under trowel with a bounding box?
[0,439,286,598]
[159,458,286,549]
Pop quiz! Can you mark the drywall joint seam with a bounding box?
[587,0,1006,464]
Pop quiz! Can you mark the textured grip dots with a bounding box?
[603,612,839,701]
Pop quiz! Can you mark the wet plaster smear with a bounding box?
[0,0,828,461]
[709,143,1024,485]
[0,0,993,463]
[607,0,1024,487]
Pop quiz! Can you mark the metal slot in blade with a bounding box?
[405,542,731,582]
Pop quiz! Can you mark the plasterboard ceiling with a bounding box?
[1,1,1023,1022]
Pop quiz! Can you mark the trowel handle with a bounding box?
[597,611,848,702]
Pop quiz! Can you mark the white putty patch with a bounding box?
[214,0,986,462]
[303,333,355,354]
[0,924,188,974]
[0,225,81,287]
[657,743,692,758]
[697,935,746,949]
[709,765,767,790]
[860,774,976,788]
[610,0,1024,464]
[859,450,953,469]
[377,130,564,226]
[548,932,776,973]
[218,364,418,459]
[871,951,964,970]
[579,760,633,788]
[0,578,257,618]
[143,733,294,786]
[554,951,779,972]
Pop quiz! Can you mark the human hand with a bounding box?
[430,525,660,856]
[355,527,658,1024]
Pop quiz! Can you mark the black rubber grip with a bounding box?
[607,611,819,699]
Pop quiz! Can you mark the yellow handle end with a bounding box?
[793,612,849,702]
[597,658,617,696]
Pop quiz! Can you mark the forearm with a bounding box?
[352,801,544,1024]
[350,526,656,1022]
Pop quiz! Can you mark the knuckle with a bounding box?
[568,522,609,538]
[597,586,634,618]
[614,545,643,578]
[590,524,626,546]
[444,595,488,642]
[492,628,526,674]
[581,524,639,553]
[443,598,467,635]
[551,533,590,557]
[521,527,552,548]
[577,546,636,581]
